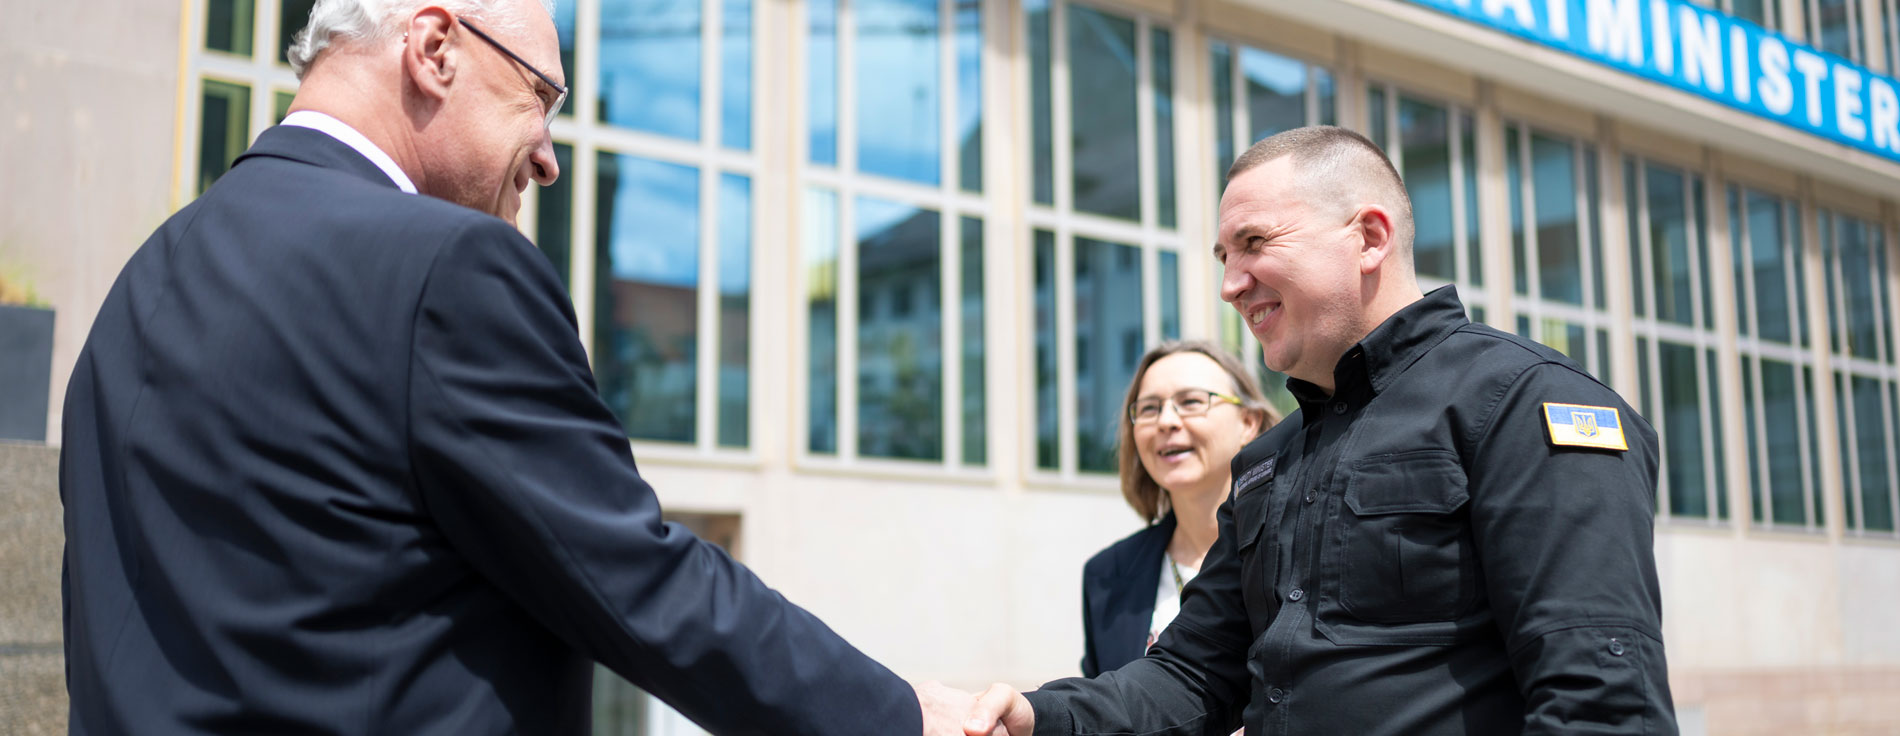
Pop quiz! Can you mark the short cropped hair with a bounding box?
[288,0,556,79]
[1225,125,1415,262]
[1115,341,1281,523]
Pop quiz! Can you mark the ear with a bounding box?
[1353,204,1397,276]
[402,8,458,102]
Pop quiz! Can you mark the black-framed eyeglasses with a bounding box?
[1128,389,1243,425]
[458,17,567,128]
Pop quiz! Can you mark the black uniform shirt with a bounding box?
[1026,286,1677,735]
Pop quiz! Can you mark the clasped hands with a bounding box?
[915,680,1035,736]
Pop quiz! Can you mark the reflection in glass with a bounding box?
[1532,133,1582,304]
[811,0,838,164]
[1540,319,1587,368]
[1746,190,1794,344]
[1596,329,1612,385]
[1211,42,1233,190]
[856,198,943,460]
[1401,96,1453,281]
[1076,237,1144,472]
[535,143,575,291]
[1646,165,1695,326]
[858,0,939,183]
[719,174,751,447]
[1707,350,1728,520]
[807,188,840,453]
[602,0,700,140]
[1760,359,1809,526]
[278,0,314,63]
[557,0,576,115]
[1154,28,1176,229]
[1815,0,1858,61]
[957,0,983,192]
[1853,377,1895,531]
[1462,113,1481,287]
[1316,68,1336,125]
[1731,0,1769,27]
[1832,214,1884,360]
[1242,46,1307,142]
[199,79,251,195]
[1626,158,1644,317]
[207,0,255,55]
[1161,251,1180,340]
[1069,5,1138,221]
[1838,375,1855,529]
[594,153,700,443]
[1507,127,1526,295]
[1586,146,1604,308]
[1028,0,1052,204]
[1367,87,1388,152]
[1035,231,1058,468]
[273,90,294,123]
[723,0,752,149]
[961,217,986,465]
[1660,342,1708,518]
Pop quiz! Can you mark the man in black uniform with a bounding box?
[967,126,1676,735]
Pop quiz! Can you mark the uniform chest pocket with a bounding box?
[1336,450,1477,624]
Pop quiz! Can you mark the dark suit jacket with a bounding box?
[1080,512,1176,678]
[60,125,919,735]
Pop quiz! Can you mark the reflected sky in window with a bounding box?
[601,0,700,140]
[594,153,701,443]
[857,197,943,459]
[857,0,939,184]
[1070,5,1138,221]
[1242,46,1306,142]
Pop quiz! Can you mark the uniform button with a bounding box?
[1288,588,1304,602]
[1331,402,1348,415]
[1303,490,1317,504]
[1608,638,1626,656]
[1268,688,1285,704]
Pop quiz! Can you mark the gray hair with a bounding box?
[287,0,557,79]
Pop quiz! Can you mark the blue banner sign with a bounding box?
[1405,0,1900,165]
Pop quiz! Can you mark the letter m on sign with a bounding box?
[1587,0,1644,65]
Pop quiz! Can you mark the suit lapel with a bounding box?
[233,125,407,192]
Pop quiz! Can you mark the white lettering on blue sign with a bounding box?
[1408,0,1900,163]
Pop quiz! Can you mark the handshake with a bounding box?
[915,681,1037,735]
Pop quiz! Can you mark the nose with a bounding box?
[1219,256,1253,305]
[529,128,560,186]
[1155,400,1185,429]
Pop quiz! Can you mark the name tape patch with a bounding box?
[1542,403,1628,451]
[1234,457,1276,496]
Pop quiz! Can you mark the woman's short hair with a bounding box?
[1115,341,1280,523]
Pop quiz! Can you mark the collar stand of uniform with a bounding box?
[1353,285,1471,396]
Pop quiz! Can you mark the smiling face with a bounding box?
[1132,352,1262,504]
[424,4,564,222]
[1215,156,1371,390]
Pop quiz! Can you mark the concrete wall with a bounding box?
[1,0,182,444]
[0,443,65,735]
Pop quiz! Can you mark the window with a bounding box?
[1822,211,1899,535]
[1628,157,1728,523]
[1029,0,1182,477]
[1210,41,1335,415]
[1808,0,1863,62]
[1505,122,1612,382]
[1724,0,1778,29]
[600,0,750,146]
[804,0,988,466]
[189,0,310,195]
[1731,186,1826,531]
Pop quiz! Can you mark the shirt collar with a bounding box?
[279,111,418,194]
[1285,285,1471,414]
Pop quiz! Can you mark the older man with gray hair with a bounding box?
[61,1,978,733]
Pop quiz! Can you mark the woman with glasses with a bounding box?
[1080,341,1280,680]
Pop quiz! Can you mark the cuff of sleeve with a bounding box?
[1021,690,1074,736]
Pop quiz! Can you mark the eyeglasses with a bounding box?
[458,17,568,128]
[1128,389,1242,425]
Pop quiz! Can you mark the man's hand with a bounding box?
[964,683,1034,736]
[916,681,1003,736]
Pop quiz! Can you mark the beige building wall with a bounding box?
[3,0,184,445]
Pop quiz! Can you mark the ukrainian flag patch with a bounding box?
[1542,403,1628,451]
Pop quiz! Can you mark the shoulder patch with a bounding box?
[1542,403,1628,451]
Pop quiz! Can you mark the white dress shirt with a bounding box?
[280,110,418,194]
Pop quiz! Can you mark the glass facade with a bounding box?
[185,0,1900,538]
